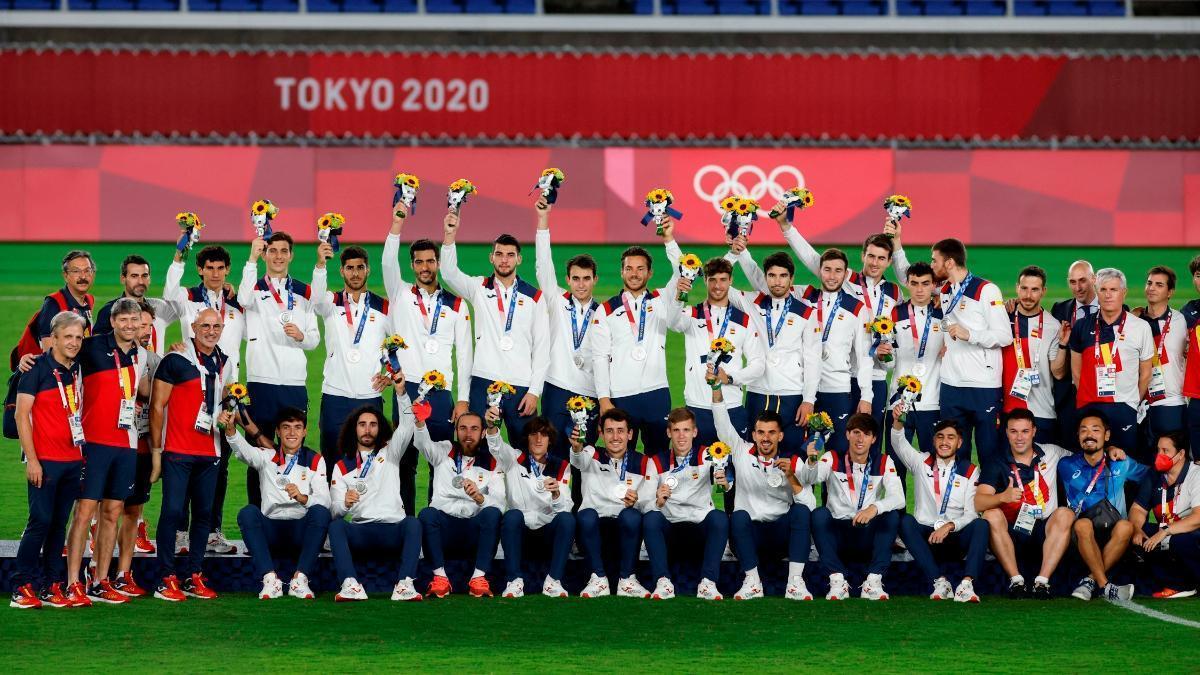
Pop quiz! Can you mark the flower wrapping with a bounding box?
[640,188,684,236]
[707,337,735,386]
[447,178,478,212]
[416,370,446,404]
[721,196,760,240]
[806,411,835,453]
[317,212,345,253]
[894,375,923,421]
[768,187,815,223]
[870,316,895,363]
[486,381,517,427]
[393,172,420,214]
[175,211,204,259]
[566,395,596,438]
[678,253,703,303]
[530,168,566,205]
[380,334,408,375]
[250,199,279,240]
[883,194,912,230]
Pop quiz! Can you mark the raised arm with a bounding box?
[237,239,265,308]
[382,206,408,303]
[781,225,822,279]
[163,258,188,309]
[527,292,551,398]
[485,428,519,472]
[533,202,563,297]
[308,266,335,318]
[438,210,482,298]
[887,419,925,474]
[383,394,415,463]
[225,429,270,471]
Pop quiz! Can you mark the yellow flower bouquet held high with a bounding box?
[870,315,895,363]
[379,334,408,376]
[705,442,733,490]
[768,187,815,223]
[678,253,703,303]
[895,374,923,421]
[416,370,446,404]
[317,212,345,253]
[447,178,478,212]
[806,411,835,453]
[883,194,912,232]
[486,381,518,428]
[175,211,204,260]
[393,172,420,215]
[531,167,566,204]
[218,383,251,429]
[566,395,596,439]
[641,188,683,236]
[250,198,279,239]
[721,196,760,240]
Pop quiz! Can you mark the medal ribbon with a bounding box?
[1013,312,1044,370]
[202,287,227,317]
[1161,480,1177,524]
[568,295,597,350]
[1074,458,1107,513]
[765,296,791,348]
[670,449,693,474]
[944,274,975,320]
[702,302,731,341]
[621,292,649,345]
[909,302,934,363]
[529,456,543,479]
[845,460,871,511]
[113,351,135,401]
[494,279,518,340]
[1150,310,1172,366]
[860,275,884,319]
[414,287,444,336]
[264,275,295,312]
[359,451,377,479]
[932,464,954,517]
[281,452,299,478]
[818,291,842,344]
[342,292,371,347]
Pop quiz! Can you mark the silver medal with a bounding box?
[499,335,515,351]
[631,345,647,361]
[275,476,288,488]
[767,468,785,488]
[612,484,630,501]
[278,311,293,325]
[424,338,440,354]
[768,353,781,366]
[542,506,554,516]
[573,354,585,369]
[451,475,466,489]
[533,478,548,493]
[353,480,368,494]
[345,348,362,364]
[664,476,679,490]
[913,363,927,377]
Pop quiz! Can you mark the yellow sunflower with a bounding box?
[707,442,731,461]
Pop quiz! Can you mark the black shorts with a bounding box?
[124,452,154,507]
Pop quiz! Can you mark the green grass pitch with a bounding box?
[1,242,1198,671]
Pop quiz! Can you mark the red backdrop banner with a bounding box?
[1,48,1198,141]
[1,145,1197,246]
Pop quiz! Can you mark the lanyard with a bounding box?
[860,275,884,318]
[765,296,791,348]
[1011,462,1046,509]
[113,350,137,401]
[1093,311,1127,367]
[670,450,693,474]
[187,342,220,412]
[621,292,649,345]
[1075,458,1107,512]
[909,302,933,361]
[414,286,444,336]
[52,367,81,416]
[359,451,377,479]
[1072,299,1096,323]
[1151,311,1172,365]
[569,296,597,350]
[613,453,629,482]
[817,292,842,344]
[265,276,294,311]
[932,463,954,517]
[529,456,543,479]
[845,461,871,511]
[454,452,474,476]
[1013,311,1044,370]
[342,292,371,347]
[945,274,975,319]
[1161,480,1178,524]
[703,303,731,340]
[202,287,226,316]
[494,279,518,337]
[281,452,299,477]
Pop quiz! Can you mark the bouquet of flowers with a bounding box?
[807,411,835,453]
[677,253,703,303]
[380,334,408,377]
[883,194,912,232]
[640,188,683,236]
[531,167,565,205]
[416,370,446,405]
[566,395,596,439]
[486,381,517,428]
[870,315,895,363]
[218,383,251,429]
[707,337,735,387]
[250,199,279,239]
[895,375,923,422]
[317,212,345,253]
[447,178,478,212]
[721,196,760,240]
[175,211,204,260]
[768,187,814,223]
[393,172,420,214]
[705,442,732,491]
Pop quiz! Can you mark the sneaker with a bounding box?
[206,530,237,555]
[88,579,131,604]
[580,573,610,598]
[468,576,493,598]
[426,575,453,599]
[258,572,283,600]
[1152,588,1197,599]
[289,572,315,600]
[1030,580,1052,600]
[135,520,156,554]
[696,578,723,601]
[860,574,889,601]
[930,577,953,601]
[542,577,568,598]
[335,578,367,602]
[785,575,813,601]
[66,581,93,607]
[1071,577,1097,601]
[182,573,218,600]
[9,584,42,609]
[112,571,148,598]
[954,579,979,603]
[651,578,675,600]
[1103,582,1135,602]
[1008,578,1028,599]
[734,576,764,601]
[40,583,72,609]
[175,531,189,556]
[616,576,650,598]
[825,574,850,601]
[502,579,525,599]
[391,578,423,602]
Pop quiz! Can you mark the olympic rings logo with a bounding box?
[692,165,807,213]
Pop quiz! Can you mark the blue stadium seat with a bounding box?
[1088,0,1124,14]
[258,0,296,9]
[798,0,839,14]
[674,0,717,13]
[923,0,964,14]
[633,0,653,12]
[340,0,378,10]
[504,0,534,12]
[380,0,415,10]
[896,0,921,13]
[219,0,258,10]
[464,0,502,11]
[716,0,765,14]
[425,0,464,11]
[1013,0,1046,14]
[842,0,884,14]
[1046,0,1088,15]
[136,0,179,9]
[963,0,1004,14]
[11,0,59,7]
[94,0,135,9]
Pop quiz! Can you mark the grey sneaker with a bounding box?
[1071,577,1097,601]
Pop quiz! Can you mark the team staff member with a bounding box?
[33,250,96,351]
[800,413,904,601]
[441,212,549,445]
[328,404,423,602]
[1003,266,1059,444]
[311,243,390,464]
[1068,268,1154,455]
[1050,260,1099,446]
[238,232,320,506]
[489,417,574,599]
[1183,255,1200,456]
[382,203,472,513]
[149,308,228,602]
[534,198,607,455]
[570,408,658,599]
[1129,432,1200,598]
[93,254,176,355]
[890,412,985,603]
[228,407,332,601]
[1135,266,1187,459]
[11,312,87,609]
[932,238,1012,466]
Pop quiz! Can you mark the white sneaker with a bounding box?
[335,577,367,602]
[580,573,610,598]
[175,531,189,554]
[617,576,651,598]
[826,573,850,601]
[954,579,979,603]
[861,573,889,601]
[206,529,237,554]
[785,575,813,601]
[930,576,953,601]
[696,578,723,601]
[734,576,764,600]
[651,577,675,600]
[1072,577,1097,601]
[502,579,525,599]
[1103,582,1135,602]
[258,572,283,600]
[288,572,314,600]
[391,578,423,601]
[542,577,568,598]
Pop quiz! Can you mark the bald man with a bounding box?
[1050,261,1099,447]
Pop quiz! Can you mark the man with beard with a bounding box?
[1005,266,1060,445]
[32,251,96,352]
[93,255,177,355]
[1134,266,1187,460]
[1050,261,1100,446]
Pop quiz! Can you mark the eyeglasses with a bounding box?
[196,323,224,331]
[65,267,94,276]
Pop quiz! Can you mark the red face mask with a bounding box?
[1154,453,1176,472]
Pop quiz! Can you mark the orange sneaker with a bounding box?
[40,583,72,609]
[9,583,42,609]
[87,579,130,605]
[426,575,453,599]
[468,576,493,598]
[1152,588,1197,599]
[182,573,218,600]
[113,571,148,598]
[154,576,187,602]
[135,521,156,554]
[65,582,92,607]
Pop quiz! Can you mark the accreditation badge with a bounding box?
[68,414,86,447]
[117,398,137,430]
[1096,365,1117,398]
[1014,502,1040,535]
[1149,365,1167,400]
[1008,371,1032,401]
[193,405,213,434]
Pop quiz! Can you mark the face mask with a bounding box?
[1155,453,1176,472]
